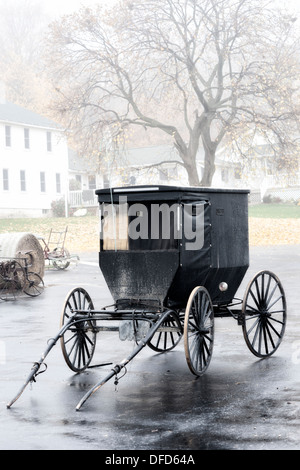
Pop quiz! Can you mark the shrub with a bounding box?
[51,198,67,217]
[262,194,272,203]
[263,194,282,204]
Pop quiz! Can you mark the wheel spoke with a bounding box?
[254,279,262,305]
[246,316,260,336]
[267,294,283,311]
[250,319,261,351]
[262,322,269,355]
[266,283,279,309]
[265,322,276,350]
[264,274,272,304]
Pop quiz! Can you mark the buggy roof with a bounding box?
[96,185,250,202]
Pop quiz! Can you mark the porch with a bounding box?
[69,190,98,208]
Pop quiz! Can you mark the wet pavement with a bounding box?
[0,245,299,451]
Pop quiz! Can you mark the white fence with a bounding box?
[69,190,98,207]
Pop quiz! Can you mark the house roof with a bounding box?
[124,145,184,166]
[0,102,61,130]
[68,148,97,172]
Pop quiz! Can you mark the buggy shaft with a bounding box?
[75,309,176,411]
[6,316,75,409]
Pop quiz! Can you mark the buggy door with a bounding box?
[166,201,212,308]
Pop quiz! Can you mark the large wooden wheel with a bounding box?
[242,270,287,358]
[184,286,214,376]
[60,287,97,372]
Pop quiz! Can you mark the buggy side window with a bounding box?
[183,202,205,251]
[100,203,129,251]
[100,201,180,251]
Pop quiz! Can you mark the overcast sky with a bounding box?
[46,0,300,14]
[44,0,115,16]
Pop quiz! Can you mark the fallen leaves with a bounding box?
[70,217,300,252]
[249,217,300,246]
[0,216,299,253]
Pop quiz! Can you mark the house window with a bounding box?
[221,168,228,183]
[159,165,178,182]
[75,174,82,189]
[159,169,168,181]
[24,128,30,149]
[103,174,110,188]
[5,126,11,147]
[88,174,96,189]
[47,131,52,152]
[56,173,61,193]
[234,166,242,180]
[40,172,46,192]
[3,169,9,190]
[265,159,274,176]
[20,170,26,191]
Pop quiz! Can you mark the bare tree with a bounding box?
[47,0,300,186]
[0,0,53,111]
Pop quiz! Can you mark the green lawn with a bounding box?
[249,203,300,218]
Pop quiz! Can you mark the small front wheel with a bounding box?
[184,286,214,376]
[23,272,44,297]
[242,270,287,358]
[60,287,97,373]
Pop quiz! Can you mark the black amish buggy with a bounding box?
[7,185,287,410]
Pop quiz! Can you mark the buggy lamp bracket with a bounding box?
[219,282,228,292]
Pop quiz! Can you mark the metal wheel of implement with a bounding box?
[23,272,44,297]
[184,286,214,376]
[53,248,70,270]
[242,270,287,358]
[147,310,182,352]
[60,287,97,372]
[0,260,25,301]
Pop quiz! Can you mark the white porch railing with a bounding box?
[69,190,98,207]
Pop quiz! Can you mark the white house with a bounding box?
[68,135,300,209]
[0,101,69,217]
[68,144,246,208]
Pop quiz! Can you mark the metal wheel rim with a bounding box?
[242,270,287,358]
[53,248,70,270]
[23,272,44,297]
[60,287,97,372]
[184,286,214,376]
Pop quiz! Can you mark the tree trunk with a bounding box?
[200,147,216,187]
[177,147,200,187]
[178,143,216,187]
[185,160,201,186]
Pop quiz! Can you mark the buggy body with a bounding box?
[96,185,250,309]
